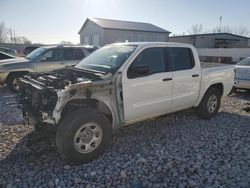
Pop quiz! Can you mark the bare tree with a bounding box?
[187,24,203,34]
[209,25,249,37]
[15,36,32,44]
[0,22,9,42]
[210,25,232,33]
[232,26,249,36]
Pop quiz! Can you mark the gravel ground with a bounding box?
[0,86,250,188]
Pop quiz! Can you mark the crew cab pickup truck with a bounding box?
[18,42,235,164]
[0,45,90,91]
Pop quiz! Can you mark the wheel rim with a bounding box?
[207,95,218,113]
[12,78,20,91]
[73,122,103,153]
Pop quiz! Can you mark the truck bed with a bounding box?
[201,62,232,69]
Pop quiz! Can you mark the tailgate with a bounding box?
[235,66,250,80]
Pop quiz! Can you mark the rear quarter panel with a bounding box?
[194,65,235,107]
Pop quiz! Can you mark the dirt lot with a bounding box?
[0,86,249,187]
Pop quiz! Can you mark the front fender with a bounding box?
[52,88,117,126]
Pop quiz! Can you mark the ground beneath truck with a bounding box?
[0,86,249,187]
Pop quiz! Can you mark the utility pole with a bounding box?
[13,30,16,44]
[219,16,222,32]
[9,29,13,43]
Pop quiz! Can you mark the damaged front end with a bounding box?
[18,67,112,126]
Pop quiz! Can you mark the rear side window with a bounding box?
[171,48,194,71]
[73,49,85,60]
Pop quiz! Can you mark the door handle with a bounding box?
[192,74,199,77]
[162,78,172,81]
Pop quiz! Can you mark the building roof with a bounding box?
[170,33,249,39]
[78,18,170,34]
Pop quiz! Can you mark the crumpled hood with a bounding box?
[20,67,104,90]
[0,57,29,65]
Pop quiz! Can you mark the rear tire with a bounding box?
[196,87,221,120]
[56,108,112,164]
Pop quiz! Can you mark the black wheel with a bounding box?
[196,87,221,120]
[6,72,27,92]
[56,108,112,164]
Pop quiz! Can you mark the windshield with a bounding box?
[26,47,47,59]
[237,57,250,66]
[75,45,137,74]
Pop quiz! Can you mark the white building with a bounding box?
[78,18,171,46]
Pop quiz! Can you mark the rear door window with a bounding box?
[171,47,194,71]
[73,49,85,60]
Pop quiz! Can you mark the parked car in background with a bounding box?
[0,45,90,91]
[18,42,235,164]
[23,46,39,55]
[234,57,250,90]
[0,47,17,56]
[0,51,15,60]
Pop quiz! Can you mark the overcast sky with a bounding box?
[0,0,249,44]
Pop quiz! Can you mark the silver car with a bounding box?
[0,45,90,91]
[234,57,250,90]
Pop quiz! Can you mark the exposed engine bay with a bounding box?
[18,67,116,125]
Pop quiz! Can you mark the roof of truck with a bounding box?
[108,42,195,48]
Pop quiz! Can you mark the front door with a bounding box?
[122,47,173,123]
[36,48,76,72]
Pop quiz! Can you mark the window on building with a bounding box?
[92,35,99,46]
[84,36,89,45]
[171,47,195,71]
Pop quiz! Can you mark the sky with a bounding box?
[0,0,249,44]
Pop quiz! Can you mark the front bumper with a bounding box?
[234,78,250,89]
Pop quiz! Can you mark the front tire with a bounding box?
[56,108,112,164]
[196,87,221,120]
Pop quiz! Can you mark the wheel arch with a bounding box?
[60,98,114,126]
[6,71,30,82]
[208,83,223,96]
[195,82,224,107]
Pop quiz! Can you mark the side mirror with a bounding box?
[128,64,150,78]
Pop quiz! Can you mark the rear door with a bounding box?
[122,47,173,123]
[171,47,201,111]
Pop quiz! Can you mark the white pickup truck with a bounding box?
[18,42,235,164]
